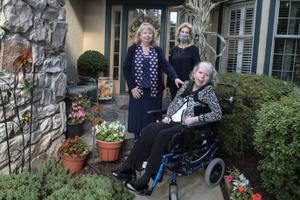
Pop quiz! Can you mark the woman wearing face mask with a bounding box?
[167,22,201,100]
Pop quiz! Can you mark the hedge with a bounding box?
[0,159,133,200]
[216,73,295,156]
[77,50,108,78]
[254,93,300,200]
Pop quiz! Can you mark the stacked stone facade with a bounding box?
[0,0,67,174]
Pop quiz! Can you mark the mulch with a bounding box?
[218,152,275,200]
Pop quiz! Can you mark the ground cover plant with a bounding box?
[0,159,133,200]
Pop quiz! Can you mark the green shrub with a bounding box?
[77,50,108,78]
[253,93,300,200]
[216,73,295,156]
[0,159,134,200]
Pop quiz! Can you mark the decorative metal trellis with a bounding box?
[0,48,35,174]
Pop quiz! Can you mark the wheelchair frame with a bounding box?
[143,83,237,199]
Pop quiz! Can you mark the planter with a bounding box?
[96,140,123,161]
[66,122,83,138]
[60,153,87,173]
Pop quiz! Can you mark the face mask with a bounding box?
[179,34,190,43]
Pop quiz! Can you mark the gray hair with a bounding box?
[190,61,219,86]
[134,22,157,46]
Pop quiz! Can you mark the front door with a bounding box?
[108,5,180,95]
[109,6,165,95]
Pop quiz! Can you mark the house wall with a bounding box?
[66,0,106,66]
[66,0,84,66]
[83,0,106,54]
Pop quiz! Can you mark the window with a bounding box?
[112,10,121,80]
[272,0,300,85]
[220,2,255,73]
[168,11,178,52]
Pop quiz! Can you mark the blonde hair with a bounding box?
[134,22,157,46]
[190,61,219,86]
[176,22,195,44]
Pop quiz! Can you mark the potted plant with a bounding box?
[77,50,108,78]
[93,120,125,161]
[66,94,90,138]
[59,136,91,173]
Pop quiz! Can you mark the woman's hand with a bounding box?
[162,116,171,124]
[131,87,142,99]
[174,78,184,88]
[184,116,198,125]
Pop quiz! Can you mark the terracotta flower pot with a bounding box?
[60,153,87,173]
[96,140,123,162]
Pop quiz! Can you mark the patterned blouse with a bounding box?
[166,81,222,123]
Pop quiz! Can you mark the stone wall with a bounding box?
[0,0,67,174]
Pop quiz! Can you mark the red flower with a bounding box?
[225,175,234,184]
[60,137,91,156]
[252,193,262,200]
[74,136,79,143]
[237,184,246,193]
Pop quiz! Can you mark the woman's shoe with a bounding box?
[125,181,148,192]
[111,164,135,181]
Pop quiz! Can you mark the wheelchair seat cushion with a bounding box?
[168,126,215,153]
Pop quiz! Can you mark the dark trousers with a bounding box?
[126,122,185,175]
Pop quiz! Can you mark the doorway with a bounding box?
[108,5,180,94]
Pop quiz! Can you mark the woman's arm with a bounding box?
[184,86,222,125]
[156,47,178,80]
[197,86,222,123]
[192,45,201,64]
[123,45,136,90]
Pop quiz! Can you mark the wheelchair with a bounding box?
[139,83,237,200]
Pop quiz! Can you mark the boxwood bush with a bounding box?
[77,50,108,78]
[0,159,133,200]
[253,93,300,200]
[216,73,295,156]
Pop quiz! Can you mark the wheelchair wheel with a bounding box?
[204,158,225,187]
[169,184,178,200]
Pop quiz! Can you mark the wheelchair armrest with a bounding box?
[186,121,214,129]
[147,109,167,117]
[147,109,167,123]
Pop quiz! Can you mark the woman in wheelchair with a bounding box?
[112,61,222,192]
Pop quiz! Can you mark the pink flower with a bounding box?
[225,175,234,184]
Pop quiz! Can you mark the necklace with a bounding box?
[141,44,150,55]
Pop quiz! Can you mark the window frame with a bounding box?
[269,0,300,82]
[219,1,256,74]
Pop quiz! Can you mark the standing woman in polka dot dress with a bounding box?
[123,22,183,140]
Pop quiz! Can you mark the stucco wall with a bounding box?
[83,0,106,54]
[66,0,84,67]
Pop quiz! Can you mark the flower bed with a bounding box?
[225,168,262,200]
